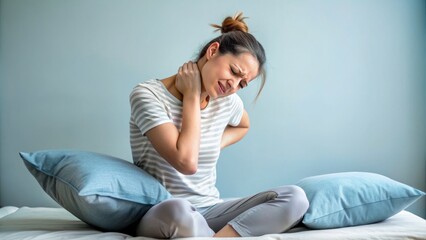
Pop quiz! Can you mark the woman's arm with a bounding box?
[220,109,250,149]
[145,62,201,175]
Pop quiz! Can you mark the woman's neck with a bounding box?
[161,58,210,108]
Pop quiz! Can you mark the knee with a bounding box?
[155,198,196,222]
[275,185,310,214]
[136,199,193,237]
[136,198,213,238]
[290,185,309,210]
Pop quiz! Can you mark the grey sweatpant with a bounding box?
[136,185,309,238]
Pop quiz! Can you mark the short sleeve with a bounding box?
[129,84,173,135]
[228,94,244,126]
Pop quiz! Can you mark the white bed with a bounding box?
[1,206,425,240]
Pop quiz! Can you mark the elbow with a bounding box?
[179,162,198,175]
[175,157,198,175]
[165,148,199,175]
[180,166,197,175]
[243,126,249,134]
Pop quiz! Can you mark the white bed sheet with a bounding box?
[0,206,425,240]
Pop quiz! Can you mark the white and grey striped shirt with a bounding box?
[129,79,243,207]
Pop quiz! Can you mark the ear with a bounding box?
[206,42,220,60]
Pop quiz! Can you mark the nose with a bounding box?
[227,78,241,92]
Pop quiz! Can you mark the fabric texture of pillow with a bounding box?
[20,150,172,231]
[296,172,425,229]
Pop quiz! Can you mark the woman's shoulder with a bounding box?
[134,79,162,90]
[130,79,164,97]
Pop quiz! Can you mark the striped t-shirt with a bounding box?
[129,79,244,208]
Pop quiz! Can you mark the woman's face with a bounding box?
[201,47,259,99]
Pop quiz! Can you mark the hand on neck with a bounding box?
[161,56,210,108]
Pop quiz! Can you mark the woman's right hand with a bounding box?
[144,61,202,175]
[175,61,202,97]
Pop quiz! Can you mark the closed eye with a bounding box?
[230,66,247,89]
[231,67,239,76]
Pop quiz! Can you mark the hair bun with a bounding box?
[211,12,249,33]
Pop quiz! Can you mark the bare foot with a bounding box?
[214,224,241,238]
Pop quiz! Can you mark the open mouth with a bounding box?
[218,82,226,94]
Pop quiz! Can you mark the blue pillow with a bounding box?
[296,172,425,229]
[20,150,172,231]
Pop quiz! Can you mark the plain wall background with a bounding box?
[1,0,425,218]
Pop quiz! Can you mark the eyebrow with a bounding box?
[233,64,246,77]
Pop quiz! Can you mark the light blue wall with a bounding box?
[1,0,425,218]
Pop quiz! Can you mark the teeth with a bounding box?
[219,83,225,93]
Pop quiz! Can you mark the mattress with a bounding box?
[0,206,425,240]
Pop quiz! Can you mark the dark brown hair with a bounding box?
[197,12,266,100]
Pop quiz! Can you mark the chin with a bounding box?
[212,91,225,99]
[206,89,219,99]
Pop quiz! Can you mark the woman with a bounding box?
[129,12,309,238]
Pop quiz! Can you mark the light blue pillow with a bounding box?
[20,150,172,231]
[296,172,425,229]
